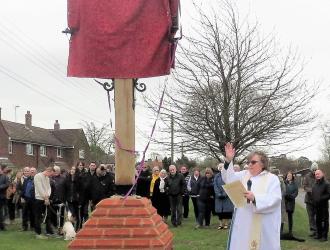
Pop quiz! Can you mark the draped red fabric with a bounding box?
[67,0,179,79]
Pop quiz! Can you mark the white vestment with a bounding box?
[222,162,281,250]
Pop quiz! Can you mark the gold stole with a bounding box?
[242,172,270,250]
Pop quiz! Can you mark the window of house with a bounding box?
[8,141,13,154]
[40,145,47,157]
[57,148,63,158]
[26,144,33,156]
[79,149,85,159]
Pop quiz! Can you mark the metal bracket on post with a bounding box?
[94,78,115,127]
[132,78,146,110]
[94,79,115,92]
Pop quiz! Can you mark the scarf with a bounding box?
[159,177,166,193]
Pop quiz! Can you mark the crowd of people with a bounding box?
[0,153,329,245]
[0,162,115,239]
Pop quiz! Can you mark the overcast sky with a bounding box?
[0,0,329,161]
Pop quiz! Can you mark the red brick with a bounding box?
[77,228,103,238]
[84,218,99,228]
[97,198,122,208]
[95,239,124,249]
[102,228,130,237]
[155,222,168,235]
[130,208,150,217]
[123,197,149,207]
[160,230,173,245]
[148,206,157,214]
[150,239,166,248]
[92,208,109,217]
[131,227,158,237]
[107,207,133,217]
[69,197,173,250]
[150,214,162,225]
[124,239,151,248]
[69,239,95,249]
[125,217,142,226]
[98,218,126,227]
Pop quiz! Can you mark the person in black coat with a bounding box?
[75,162,89,229]
[167,165,186,227]
[195,168,215,229]
[187,167,201,223]
[151,169,170,222]
[311,169,330,241]
[78,161,97,226]
[136,166,152,198]
[90,165,115,210]
[284,171,298,236]
[50,166,66,231]
[64,166,80,231]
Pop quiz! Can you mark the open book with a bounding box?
[222,180,247,208]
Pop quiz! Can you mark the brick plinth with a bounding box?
[68,196,173,250]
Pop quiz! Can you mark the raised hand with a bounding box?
[224,142,235,162]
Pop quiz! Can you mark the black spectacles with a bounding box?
[247,160,259,165]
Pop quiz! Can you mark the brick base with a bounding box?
[68,196,173,250]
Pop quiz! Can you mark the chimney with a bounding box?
[25,111,32,127]
[54,120,60,130]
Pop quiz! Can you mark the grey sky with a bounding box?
[0,0,329,161]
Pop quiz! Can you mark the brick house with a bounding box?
[0,110,90,170]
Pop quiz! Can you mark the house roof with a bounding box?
[51,129,84,146]
[1,120,81,147]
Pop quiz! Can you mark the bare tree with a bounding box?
[321,123,330,161]
[82,121,114,156]
[146,1,317,161]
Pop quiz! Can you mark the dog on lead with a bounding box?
[62,211,76,241]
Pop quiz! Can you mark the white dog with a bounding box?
[62,211,76,241]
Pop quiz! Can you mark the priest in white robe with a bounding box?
[222,143,281,250]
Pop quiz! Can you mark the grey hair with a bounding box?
[247,151,269,170]
[160,169,167,175]
[53,165,61,172]
[217,163,224,171]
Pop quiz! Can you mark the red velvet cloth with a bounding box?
[67,0,179,79]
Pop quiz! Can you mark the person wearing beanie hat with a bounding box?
[303,162,318,236]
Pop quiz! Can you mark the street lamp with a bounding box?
[14,105,20,122]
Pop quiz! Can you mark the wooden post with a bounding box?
[114,79,135,185]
